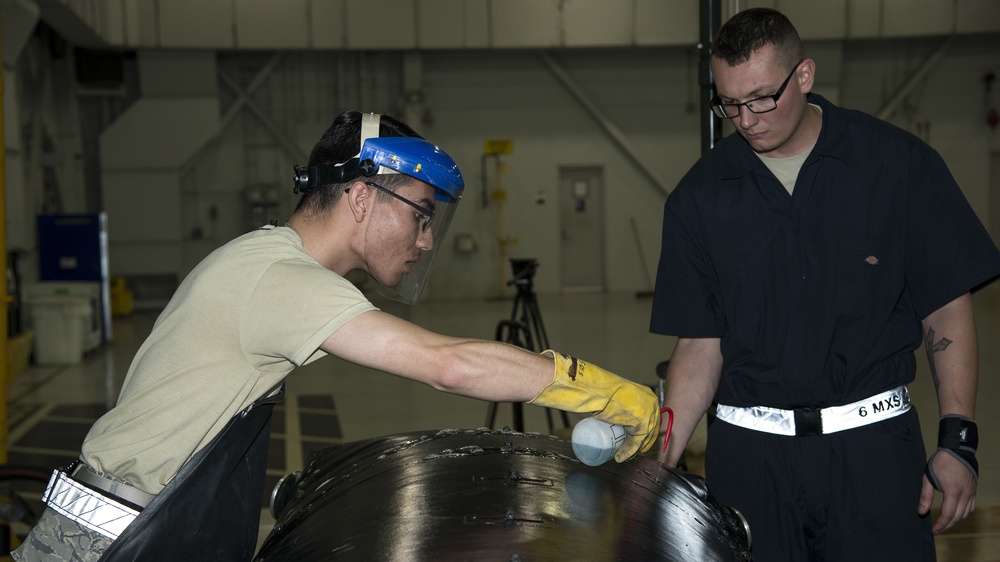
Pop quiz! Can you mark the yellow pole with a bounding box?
[492,159,507,295]
[491,160,517,297]
[0,16,10,464]
[483,140,516,297]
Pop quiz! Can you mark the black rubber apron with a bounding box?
[99,385,284,562]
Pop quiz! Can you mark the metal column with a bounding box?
[700,0,723,154]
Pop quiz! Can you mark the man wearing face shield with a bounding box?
[13,111,659,562]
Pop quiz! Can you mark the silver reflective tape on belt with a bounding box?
[716,385,910,436]
[42,470,139,540]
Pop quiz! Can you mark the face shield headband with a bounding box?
[292,116,465,304]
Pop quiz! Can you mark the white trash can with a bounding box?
[29,296,90,365]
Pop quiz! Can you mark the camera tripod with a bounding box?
[485,258,571,433]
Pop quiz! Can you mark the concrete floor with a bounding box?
[7,286,1000,560]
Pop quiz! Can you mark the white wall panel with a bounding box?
[417,0,490,49]
[2,67,21,151]
[123,0,158,48]
[35,0,1000,50]
[563,0,633,47]
[102,51,219,172]
[346,0,417,49]
[110,244,183,276]
[98,0,125,45]
[117,0,139,46]
[4,65,32,249]
[103,164,182,282]
[103,170,182,242]
[138,51,216,97]
[808,41,845,98]
[492,0,561,48]
[158,0,234,49]
[308,0,347,49]
[100,99,219,170]
[236,0,311,49]
[2,0,41,65]
[778,0,847,40]
[883,0,954,37]
[460,0,491,48]
[956,0,1000,34]
[846,0,882,38]
[636,0,698,46]
[4,155,31,249]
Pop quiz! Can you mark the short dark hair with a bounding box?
[712,8,805,69]
[294,111,423,215]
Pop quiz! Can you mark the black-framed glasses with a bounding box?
[710,59,804,119]
[364,180,435,232]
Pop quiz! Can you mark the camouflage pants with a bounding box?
[11,507,113,562]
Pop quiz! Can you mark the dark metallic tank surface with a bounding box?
[255,428,751,561]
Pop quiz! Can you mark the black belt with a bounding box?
[793,407,822,437]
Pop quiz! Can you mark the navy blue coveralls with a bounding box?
[650,94,1000,561]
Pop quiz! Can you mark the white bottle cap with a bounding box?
[571,417,627,466]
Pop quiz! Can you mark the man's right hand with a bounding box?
[528,350,660,462]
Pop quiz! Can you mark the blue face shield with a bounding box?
[292,115,465,304]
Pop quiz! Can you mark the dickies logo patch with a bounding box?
[864,255,880,265]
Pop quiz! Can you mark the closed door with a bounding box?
[559,166,606,292]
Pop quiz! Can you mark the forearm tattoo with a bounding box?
[925,327,952,391]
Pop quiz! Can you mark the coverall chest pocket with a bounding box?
[837,237,900,315]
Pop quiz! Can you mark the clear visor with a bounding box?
[371,193,461,305]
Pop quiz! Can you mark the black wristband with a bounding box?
[924,415,979,491]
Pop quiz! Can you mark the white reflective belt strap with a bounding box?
[716,385,911,436]
[42,469,139,540]
[821,385,910,433]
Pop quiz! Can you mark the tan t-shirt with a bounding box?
[756,104,822,195]
[757,148,811,195]
[81,226,377,494]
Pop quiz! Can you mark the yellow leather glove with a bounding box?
[529,350,660,462]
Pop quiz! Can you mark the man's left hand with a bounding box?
[918,451,977,534]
